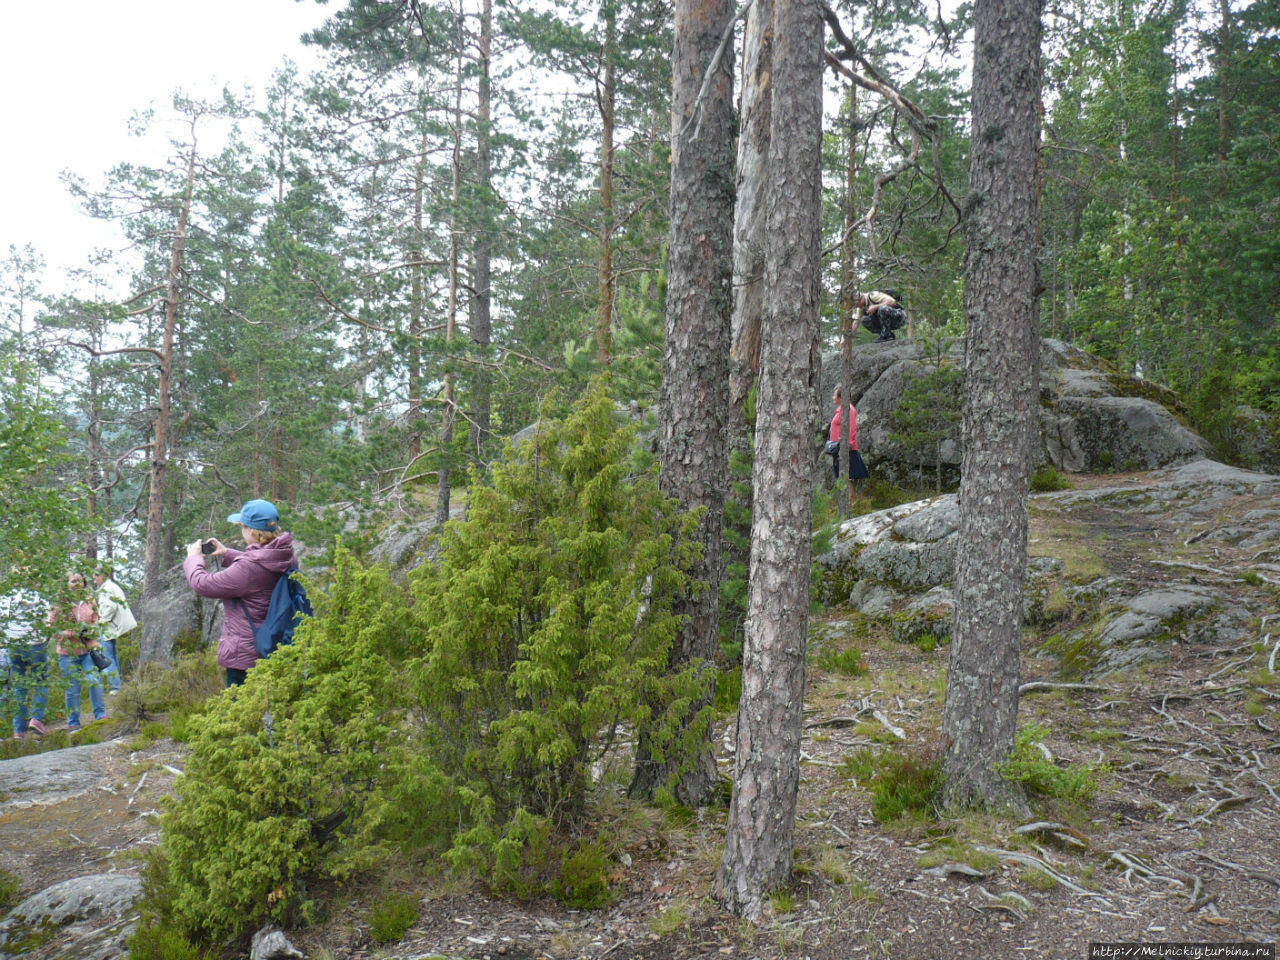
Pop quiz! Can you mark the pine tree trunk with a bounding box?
[409,123,428,464]
[632,0,735,806]
[836,83,859,515]
[437,17,465,528]
[143,130,198,604]
[940,0,1043,813]
[716,0,823,918]
[469,0,494,458]
[595,0,617,366]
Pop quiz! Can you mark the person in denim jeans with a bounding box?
[93,565,133,694]
[2,588,50,739]
[49,572,107,730]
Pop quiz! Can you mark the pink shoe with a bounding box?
[27,719,47,736]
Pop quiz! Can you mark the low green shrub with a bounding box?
[869,751,941,822]
[840,746,941,821]
[814,646,867,677]
[1000,722,1104,803]
[123,915,203,960]
[404,379,703,879]
[1030,465,1071,492]
[0,869,20,910]
[551,840,617,909]
[369,892,419,944]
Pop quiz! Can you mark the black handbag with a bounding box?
[824,439,840,455]
[88,646,111,672]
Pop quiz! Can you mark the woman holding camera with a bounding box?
[49,571,108,730]
[183,499,299,688]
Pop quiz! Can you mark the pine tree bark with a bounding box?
[716,0,823,918]
[595,0,618,366]
[940,0,1043,813]
[143,126,198,603]
[836,82,859,515]
[437,16,465,528]
[632,0,735,806]
[469,0,494,457]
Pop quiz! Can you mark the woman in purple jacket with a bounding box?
[183,499,300,688]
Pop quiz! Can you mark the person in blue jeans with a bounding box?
[3,588,51,739]
[93,566,133,694]
[49,572,107,730]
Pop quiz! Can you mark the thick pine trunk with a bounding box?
[940,0,1043,812]
[633,0,735,806]
[716,0,823,918]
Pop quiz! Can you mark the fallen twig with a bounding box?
[805,712,871,729]
[1152,559,1229,576]
[872,709,906,740]
[1018,681,1115,695]
[127,772,148,808]
[1195,852,1280,889]
[976,846,1107,900]
[1182,793,1254,827]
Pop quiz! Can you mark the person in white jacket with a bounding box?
[94,565,135,693]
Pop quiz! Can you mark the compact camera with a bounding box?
[201,540,216,555]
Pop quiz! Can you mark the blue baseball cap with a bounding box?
[227,499,280,532]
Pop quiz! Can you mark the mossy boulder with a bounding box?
[817,337,1213,482]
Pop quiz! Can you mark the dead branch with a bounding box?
[1181,793,1254,828]
[58,340,164,361]
[1195,853,1280,890]
[1019,681,1115,695]
[1151,559,1230,576]
[805,711,872,729]
[872,709,905,740]
[977,846,1107,900]
[680,0,753,144]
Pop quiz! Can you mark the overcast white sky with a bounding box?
[0,0,332,291]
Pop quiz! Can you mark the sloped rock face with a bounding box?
[1039,340,1212,472]
[0,874,140,960]
[138,561,205,667]
[818,457,1278,676]
[819,337,1213,483]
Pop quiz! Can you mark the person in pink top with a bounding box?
[183,499,300,688]
[828,387,869,497]
[49,571,108,730]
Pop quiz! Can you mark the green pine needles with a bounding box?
[407,377,702,885]
[137,378,701,948]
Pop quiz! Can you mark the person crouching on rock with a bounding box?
[853,291,908,342]
[184,498,299,689]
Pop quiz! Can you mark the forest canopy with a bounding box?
[0,0,1275,594]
